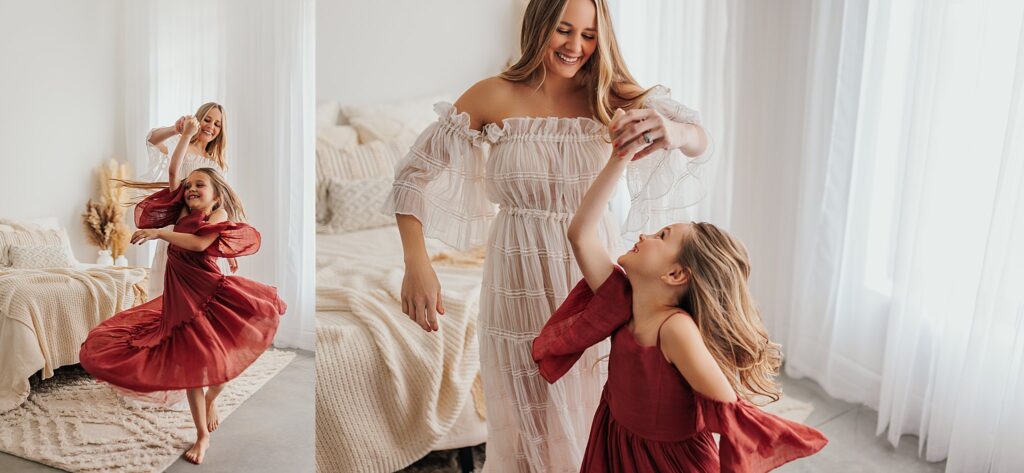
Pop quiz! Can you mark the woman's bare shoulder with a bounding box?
[455,76,518,130]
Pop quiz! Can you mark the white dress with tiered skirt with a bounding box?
[385,86,709,472]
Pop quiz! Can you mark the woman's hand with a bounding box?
[401,258,445,332]
[182,116,200,137]
[227,257,239,273]
[174,116,187,134]
[131,229,163,245]
[609,108,686,161]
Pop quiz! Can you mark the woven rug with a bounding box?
[0,350,295,473]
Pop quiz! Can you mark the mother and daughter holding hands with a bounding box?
[388,0,827,471]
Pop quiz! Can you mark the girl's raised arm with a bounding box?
[169,117,199,190]
[567,110,633,291]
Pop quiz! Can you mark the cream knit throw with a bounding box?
[315,229,482,473]
[0,267,147,413]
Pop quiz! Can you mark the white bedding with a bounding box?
[0,265,147,413]
[315,225,486,472]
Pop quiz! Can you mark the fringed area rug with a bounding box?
[0,350,295,473]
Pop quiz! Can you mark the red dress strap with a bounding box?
[655,311,687,350]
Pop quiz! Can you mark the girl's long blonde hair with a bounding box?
[680,222,783,405]
[113,168,246,222]
[501,0,652,124]
[191,102,228,171]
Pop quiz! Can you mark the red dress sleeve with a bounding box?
[193,221,261,258]
[532,267,633,383]
[135,186,186,229]
[696,393,828,472]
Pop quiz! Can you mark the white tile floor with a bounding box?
[776,374,945,472]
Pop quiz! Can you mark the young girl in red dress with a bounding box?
[532,111,827,472]
[79,166,286,465]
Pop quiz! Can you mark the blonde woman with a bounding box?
[387,0,710,470]
[145,102,235,296]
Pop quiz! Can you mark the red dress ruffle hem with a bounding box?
[532,268,827,472]
[79,186,286,398]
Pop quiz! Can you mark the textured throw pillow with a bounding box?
[8,244,75,269]
[341,94,450,142]
[317,101,342,128]
[316,139,408,225]
[349,115,422,145]
[0,229,75,267]
[324,178,395,233]
[316,139,407,183]
[317,125,360,150]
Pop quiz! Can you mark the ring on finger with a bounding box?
[642,132,654,144]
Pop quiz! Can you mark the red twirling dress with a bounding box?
[80,186,286,395]
[532,269,827,472]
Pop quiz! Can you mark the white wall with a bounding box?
[317,0,524,106]
[0,0,125,263]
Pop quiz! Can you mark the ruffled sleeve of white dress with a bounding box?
[623,85,713,237]
[383,102,497,251]
[142,130,179,182]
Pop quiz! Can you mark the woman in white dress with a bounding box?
[144,102,235,296]
[386,0,710,471]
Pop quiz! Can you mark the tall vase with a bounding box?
[96,249,114,266]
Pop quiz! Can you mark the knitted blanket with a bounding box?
[0,266,147,413]
[315,228,484,473]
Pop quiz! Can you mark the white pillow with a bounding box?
[317,125,360,150]
[0,229,76,266]
[349,115,423,146]
[341,94,451,143]
[0,217,61,231]
[324,178,395,233]
[9,244,75,269]
[317,101,342,128]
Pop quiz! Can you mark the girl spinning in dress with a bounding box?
[532,111,827,472]
[145,103,237,297]
[80,134,286,464]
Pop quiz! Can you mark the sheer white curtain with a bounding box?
[786,0,1024,469]
[122,0,316,351]
[607,0,735,228]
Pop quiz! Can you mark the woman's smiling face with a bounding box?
[543,0,598,79]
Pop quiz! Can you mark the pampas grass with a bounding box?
[82,160,131,257]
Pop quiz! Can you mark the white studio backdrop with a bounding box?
[122,0,316,351]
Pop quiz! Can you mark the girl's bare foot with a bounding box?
[184,435,210,464]
[204,384,226,432]
[205,396,219,432]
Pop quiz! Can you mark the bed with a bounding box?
[0,219,148,414]
[314,94,488,473]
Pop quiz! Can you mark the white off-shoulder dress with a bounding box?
[385,86,709,472]
[144,132,227,296]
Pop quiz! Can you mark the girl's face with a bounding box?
[183,171,219,212]
[195,107,222,145]
[618,223,691,279]
[544,0,598,80]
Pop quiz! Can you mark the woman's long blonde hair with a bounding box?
[501,0,651,124]
[191,102,228,171]
[680,222,783,405]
